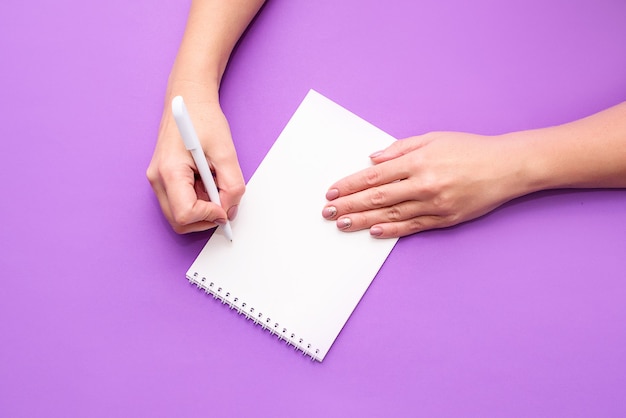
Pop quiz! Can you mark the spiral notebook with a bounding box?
[187,90,398,361]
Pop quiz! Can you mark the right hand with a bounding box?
[147,80,245,234]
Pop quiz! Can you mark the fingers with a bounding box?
[150,162,229,234]
[151,183,219,234]
[326,135,435,199]
[321,134,454,239]
[323,179,422,219]
[321,131,510,238]
[368,135,430,164]
[321,180,456,238]
[148,95,246,234]
[208,147,246,221]
[368,216,453,238]
[330,201,456,238]
[190,105,245,221]
[325,157,411,201]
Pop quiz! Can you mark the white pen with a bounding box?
[171,95,233,241]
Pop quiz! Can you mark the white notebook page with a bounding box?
[187,90,398,361]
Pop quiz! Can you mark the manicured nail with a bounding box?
[338,217,352,229]
[227,205,239,221]
[322,206,337,219]
[369,150,383,158]
[370,226,383,237]
[214,218,227,226]
[326,188,339,200]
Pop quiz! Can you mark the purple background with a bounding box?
[2,0,625,416]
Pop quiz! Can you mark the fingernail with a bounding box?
[338,217,352,229]
[227,205,239,221]
[326,188,339,200]
[369,150,383,158]
[370,226,383,237]
[322,206,337,219]
[214,218,227,226]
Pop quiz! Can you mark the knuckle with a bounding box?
[172,208,195,227]
[433,192,458,215]
[406,151,424,171]
[385,206,403,221]
[172,224,188,235]
[369,188,386,207]
[445,212,462,226]
[146,166,158,184]
[227,182,246,198]
[407,218,426,233]
[362,167,381,186]
[432,195,449,212]
[420,176,439,196]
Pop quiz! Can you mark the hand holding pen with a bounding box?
[171,96,234,241]
[146,84,245,235]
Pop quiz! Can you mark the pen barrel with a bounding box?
[172,95,233,240]
[190,148,221,204]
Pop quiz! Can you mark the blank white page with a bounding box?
[186,89,398,361]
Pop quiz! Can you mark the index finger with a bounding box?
[209,150,246,219]
[325,158,409,201]
[164,166,228,227]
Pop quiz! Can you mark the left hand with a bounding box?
[322,131,530,238]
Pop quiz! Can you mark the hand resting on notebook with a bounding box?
[322,132,523,238]
[322,102,626,238]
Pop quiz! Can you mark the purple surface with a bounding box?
[1,0,625,416]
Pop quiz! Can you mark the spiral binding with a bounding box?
[189,272,321,361]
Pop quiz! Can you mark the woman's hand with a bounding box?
[147,0,265,234]
[147,81,245,234]
[322,132,531,238]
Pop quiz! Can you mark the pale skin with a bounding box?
[147,0,265,233]
[322,102,626,238]
[148,1,626,238]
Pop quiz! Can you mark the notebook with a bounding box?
[186,89,398,361]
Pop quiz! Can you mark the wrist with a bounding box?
[165,74,221,105]
[497,131,550,199]
[501,127,581,197]
[169,57,222,87]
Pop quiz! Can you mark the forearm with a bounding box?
[511,102,626,194]
[168,0,265,95]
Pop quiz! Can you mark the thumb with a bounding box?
[369,135,430,163]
